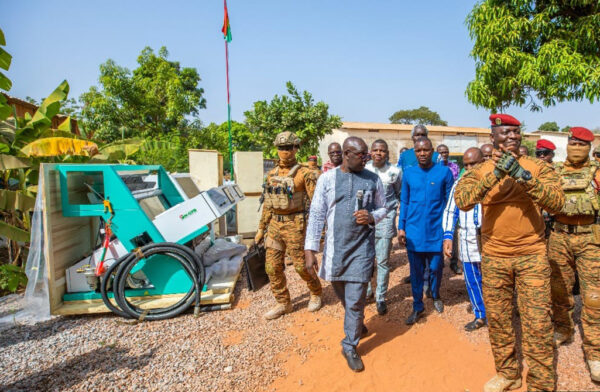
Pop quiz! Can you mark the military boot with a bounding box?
[483,374,522,392]
[264,302,293,320]
[587,360,600,382]
[307,295,322,312]
[553,331,573,347]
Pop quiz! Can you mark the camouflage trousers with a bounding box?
[265,214,322,304]
[481,254,554,391]
[548,230,600,361]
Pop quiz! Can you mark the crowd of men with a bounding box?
[255,115,600,392]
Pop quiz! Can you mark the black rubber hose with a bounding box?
[114,247,198,319]
[100,253,133,319]
[100,242,205,321]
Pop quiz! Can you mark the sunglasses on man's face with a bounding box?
[277,145,295,151]
[535,150,552,157]
[595,152,600,158]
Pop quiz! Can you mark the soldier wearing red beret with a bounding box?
[535,139,556,164]
[455,113,564,392]
[548,126,600,382]
[306,155,322,175]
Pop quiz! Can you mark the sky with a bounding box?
[2,0,599,131]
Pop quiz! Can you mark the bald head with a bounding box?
[343,136,367,151]
[463,147,484,170]
[481,143,493,160]
[328,142,341,151]
[342,136,368,172]
[464,147,483,161]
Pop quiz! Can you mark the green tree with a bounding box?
[538,121,560,132]
[79,46,206,143]
[187,121,259,169]
[244,82,342,159]
[466,1,600,111]
[521,138,536,156]
[389,106,448,126]
[561,125,572,133]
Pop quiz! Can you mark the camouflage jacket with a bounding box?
[258,161,319,231]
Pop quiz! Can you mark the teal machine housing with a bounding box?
[58,164,226,302]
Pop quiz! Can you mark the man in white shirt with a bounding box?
[442,147,487,331]
[365,139,401,315]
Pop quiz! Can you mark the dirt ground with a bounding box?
[0,245,598,391]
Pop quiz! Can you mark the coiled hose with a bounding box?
[100,242,205,321]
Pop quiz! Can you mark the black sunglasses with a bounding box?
[277,145,295,151]
[535,150,552,157]
[595,152,600,158]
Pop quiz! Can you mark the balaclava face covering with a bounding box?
[567,143,591,164]
[277,148,297,167]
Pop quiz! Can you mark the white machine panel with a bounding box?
[66,238,128,293]
[152,193,218,243]
[152,184,245,243]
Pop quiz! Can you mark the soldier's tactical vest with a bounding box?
[262,165,306,212]
[556,161,600,216]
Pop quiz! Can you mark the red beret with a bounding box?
[569,127,595,142]
[536,139,556,151]
[489,113,521,127]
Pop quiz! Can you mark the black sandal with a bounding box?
[464,318,487,331]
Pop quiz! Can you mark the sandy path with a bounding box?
[265,246,598,392]
[269,310,497,392]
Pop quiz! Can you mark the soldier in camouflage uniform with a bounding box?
[455,114,565,392]
[306,155,322,176]
[548,126,600,382]
[254,131,323,320]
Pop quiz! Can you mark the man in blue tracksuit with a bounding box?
[398,137,454,325]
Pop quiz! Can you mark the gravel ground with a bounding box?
[0,245,597,391]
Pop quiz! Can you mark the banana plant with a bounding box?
[91,138,176,164]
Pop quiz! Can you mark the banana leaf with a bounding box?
[98,138,144,157]
[39,129,81,139]
[0,93,11,120]
[21,137,98,157]
[0,264,28,292]
[0,47,11,71]
[0,189,35,212]
[0,71,10,92]
[0,220,30,242]
[0,154,30,170]
[19,80,69,136]
[57,116,71,132]
[0,28,5,46]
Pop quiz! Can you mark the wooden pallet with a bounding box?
[54,260,243,316]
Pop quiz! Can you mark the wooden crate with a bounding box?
[54,261,243,316]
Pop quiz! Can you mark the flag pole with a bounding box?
[225,39,233,177]
[223,0,233,178]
